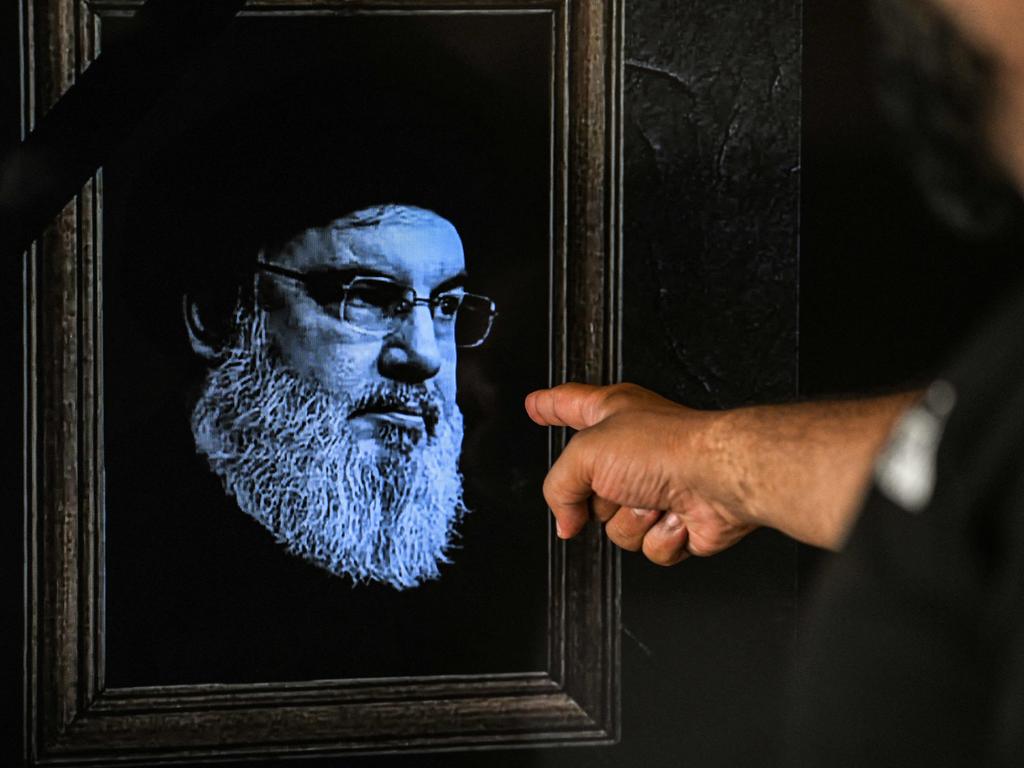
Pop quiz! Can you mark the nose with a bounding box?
[377,304,443,384]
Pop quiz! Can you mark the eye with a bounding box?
[346,279,409,314]
[303,275,349,307]
[434,293,462,319]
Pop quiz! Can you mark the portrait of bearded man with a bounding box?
[99,13,551,687]
[186,204,496,590]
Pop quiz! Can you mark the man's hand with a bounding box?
[524,383,757,564]
[526,382,921,561]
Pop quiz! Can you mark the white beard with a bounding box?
[190,306,467,590]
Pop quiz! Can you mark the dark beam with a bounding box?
[0,0,245,260]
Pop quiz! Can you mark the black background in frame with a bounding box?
[100,13,552,687]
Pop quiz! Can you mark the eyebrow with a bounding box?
[259,262,396,284]
[310,265,394,281]
[259,261,468,294]
[432,271,468,296]
[327,268,469,295]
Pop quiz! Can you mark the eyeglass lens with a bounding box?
[342,279,495,347]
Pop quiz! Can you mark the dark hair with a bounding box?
[115,16,507,348]
[871,0,1022,237]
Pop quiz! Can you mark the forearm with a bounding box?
[702,392,922,550]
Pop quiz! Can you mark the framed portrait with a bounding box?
[23,0,622,762]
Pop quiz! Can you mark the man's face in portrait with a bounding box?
[190,204,486,590]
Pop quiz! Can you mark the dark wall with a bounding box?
[612,2,801,768]
[2,1,802,766]
[625,0,800,409]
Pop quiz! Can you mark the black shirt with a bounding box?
[791,279,1024,766]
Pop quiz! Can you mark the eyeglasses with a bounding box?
[257,262,498,348]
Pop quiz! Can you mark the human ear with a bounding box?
[182,293,226,361]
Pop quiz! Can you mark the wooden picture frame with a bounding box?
[22,0,622,763]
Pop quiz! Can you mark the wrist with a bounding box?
[676,406,762,530]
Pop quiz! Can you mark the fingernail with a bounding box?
[556,521,565,538]
[662,513,683,531]
[632,507,657,517]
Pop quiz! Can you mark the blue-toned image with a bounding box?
[102,13,551,686]
[188,205,496,590]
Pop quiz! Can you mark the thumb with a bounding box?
[525,382,611,430]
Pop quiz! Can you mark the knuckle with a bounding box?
[685,531,721,558]
[561,429,595,468]
[542,470,573,509]
[586,383,636,423]
[604,518,643,552]
[541,473,556,502]
[590,472,627,507]
[543,480,574,511]
[565,426,591,447]
[590,497,617,522]
[615,382,646,398]
[597,385,635,413]
[687,543,713,558]
[616,537,645,553]
[641,536,674,566]
[647,550,677,567]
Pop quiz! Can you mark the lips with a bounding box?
[348,391,441,437]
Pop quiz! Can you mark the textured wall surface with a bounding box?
[624,0,800,408]
[611,2,802,766]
